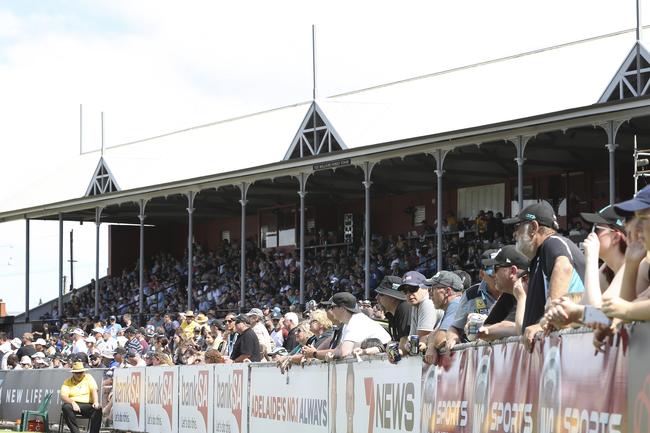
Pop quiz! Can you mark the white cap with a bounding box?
[31,352,45,359]
[92,327,105,334]
[71,328,85,337]
[20,356,32,365]
[34,338,47,346]
[84,336,96,344]
[10,338,22,348]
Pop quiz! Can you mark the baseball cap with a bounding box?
[71,328,85,337]
[124,327,136,334]
[426,271,464,292]
[34,338,47,346]
[480,249,499,267]
[92,327,105,334]
[398,271,428,290]
[581,205,625,231]
[20,356,32,365]
[613,185,650,216]
[114,347,127,355]
[109,315,117,321]
[84,336,96,344]
[10,338,22,348]
[503,202,558,229]
[234,314,251,325]
[481,245,530,270]
[330,292,360,314]
[453,270,472,291]
[375,276,407,300]
[247,308,264,318]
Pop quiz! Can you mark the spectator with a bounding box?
[124,327,143,355]
[398,271,439,353]
[181,311,199,339]
[503,202,585,350]
[282,312,300,353]
[105,315,122,337]
[329,292,390,359]
[307,309,334,348]
[71,329,87,354]
[223,313,238,357]
[247,308,273,357]
[424,271,463,363]
[229,314,262,363]
[16,333,36,359]
[446,250,501,348]
[375,276,411,341]
[479,245,530,339]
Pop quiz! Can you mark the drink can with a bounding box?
[467,313,487,341]
[409,335,420,356]
[387,342,401,363]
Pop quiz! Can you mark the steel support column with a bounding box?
[58,214,63,320]
[510,136,531,214]
[297,173,310,306]
[238,182,251,313]
[598,120,624,205]
[186,192,196,310]
[433,150,449,273]
[362,162,375,300]
[25,219,30,323]
[138,199,147,323]
[94,207,103,318]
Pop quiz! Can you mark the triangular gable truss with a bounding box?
[599,42,650,102]
[283,102,346,160]
[85,157,120,197]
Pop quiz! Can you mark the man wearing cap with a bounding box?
[423,271,463,363]
[105,315,122,338]
[228,315,262,363]
[329,292,391,359]
[477,245,530,340]
[60,361,102,433]
[71,329,88,354]
[247,308,273,358]
[446,250,501,349]
[2,338,21,370]
[375,276,412,341]
[503,201,585,350]
[399,271,439,350]
[181,311,199,339]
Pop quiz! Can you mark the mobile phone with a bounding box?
[582,305,612,326]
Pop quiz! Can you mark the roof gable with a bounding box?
[283,102,346,160]
[599,42,650,102]
[84,157,120,197]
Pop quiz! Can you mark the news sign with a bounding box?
[331,356,422,433]
[113,367,146,432]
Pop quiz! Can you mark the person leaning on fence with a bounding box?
[60,361,102,433]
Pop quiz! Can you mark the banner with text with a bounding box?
[331,356,422,433]
[213,363,249,433]
[179,365,214,433]
[421,332,628,433]
[249,362,329,433]
[0,368,104,422]
[145,366,179,433]
[113,367,146,432]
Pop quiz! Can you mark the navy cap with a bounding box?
[613,185,650,216]
[398,271,428,290]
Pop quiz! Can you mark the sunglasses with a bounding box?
[592,225,615,234]
[224,319,234,323]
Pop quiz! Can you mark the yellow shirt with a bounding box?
[180,320,199,339]
[60,374,98,404]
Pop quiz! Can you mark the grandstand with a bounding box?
[3,25,650,330]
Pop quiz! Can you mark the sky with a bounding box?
[0,0,646,314]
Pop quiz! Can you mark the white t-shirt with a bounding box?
[340,313,391,348]
[72,339,88,354]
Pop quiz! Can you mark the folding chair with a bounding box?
[20,391,52,432]
[57,411,91,433]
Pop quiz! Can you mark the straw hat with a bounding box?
[196,313,208,324]
[70,362,87,373]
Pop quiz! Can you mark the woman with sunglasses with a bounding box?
[545,206,627,329]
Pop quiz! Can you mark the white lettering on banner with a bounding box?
[435,400,468,428]
[180,370,210,431]
[562,408,622,433]
[146,371,174,428]
[215,369,243,432]
[250,395,328,426]
[488,402,532,433]
[363,377,415,431]
[113,371,142,420]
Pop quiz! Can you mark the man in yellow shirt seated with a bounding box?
[60,361,102,433]
[180,310,199,339]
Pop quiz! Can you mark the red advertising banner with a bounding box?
[421,331,627,433]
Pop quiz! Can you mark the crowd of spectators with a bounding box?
[6,190,647,375]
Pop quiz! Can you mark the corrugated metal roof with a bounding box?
[0,30,646,216]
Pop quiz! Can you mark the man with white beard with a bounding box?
[503,202,585,350]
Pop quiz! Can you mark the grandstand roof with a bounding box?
[2,29,650,222]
